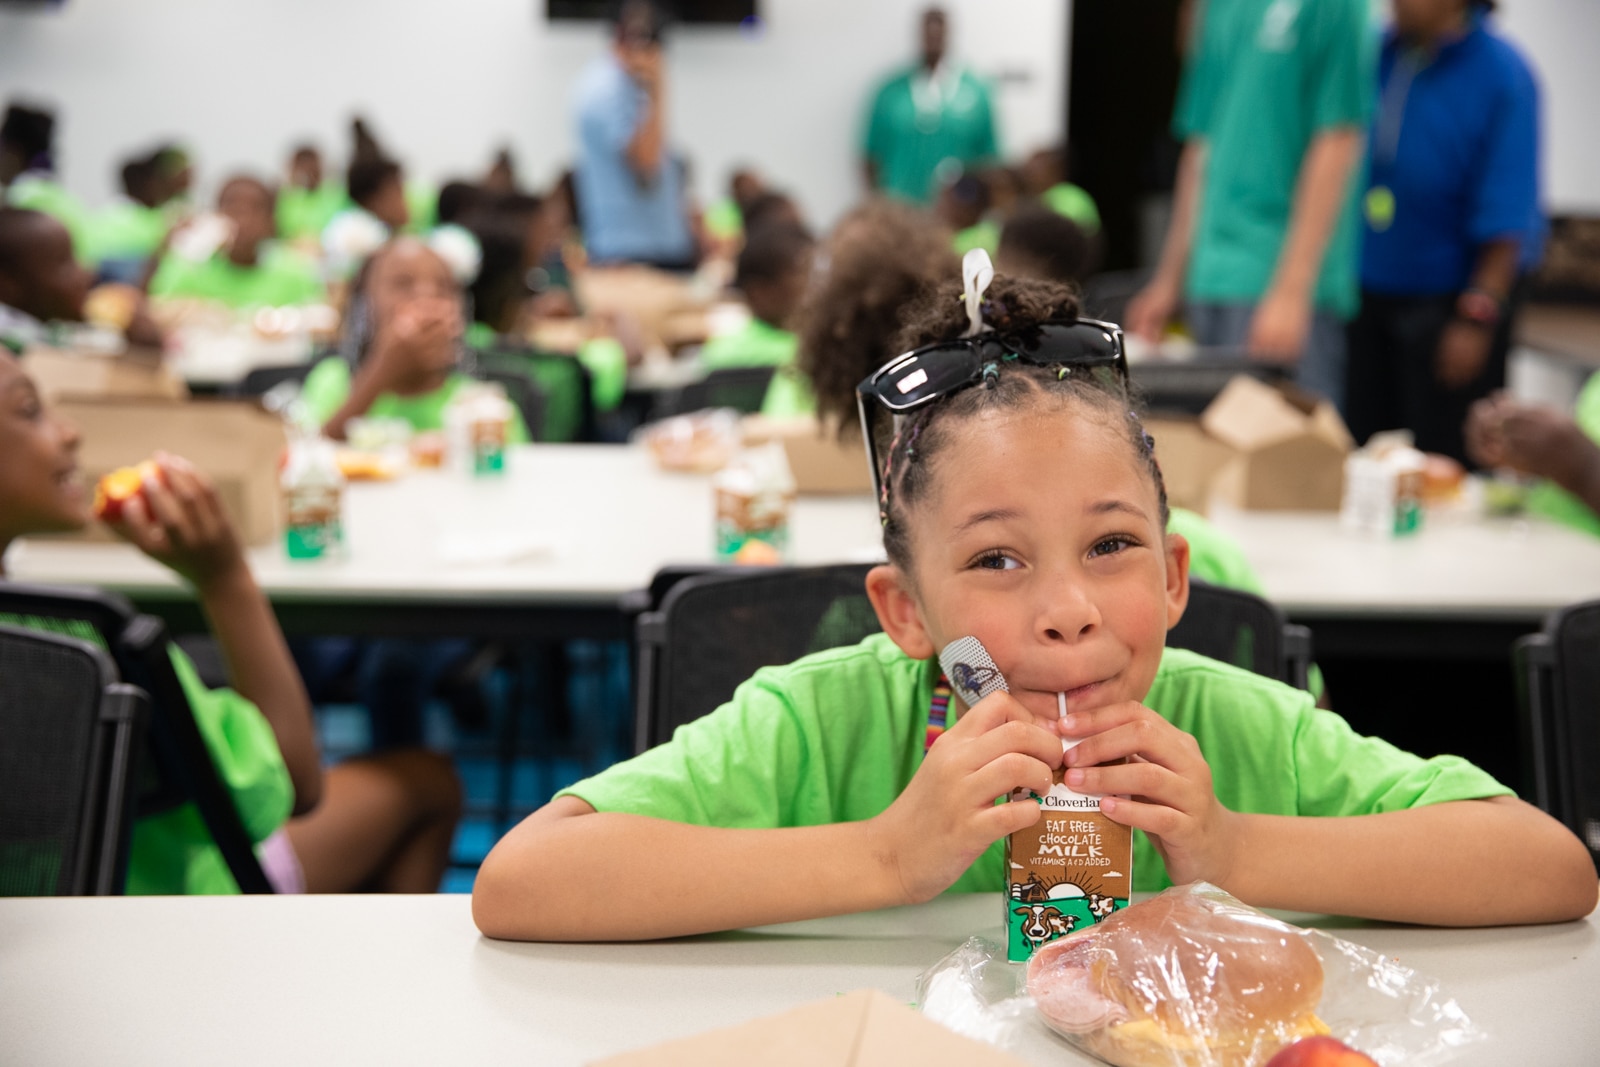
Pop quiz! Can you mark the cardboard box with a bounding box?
[574,266,705,352]
[741,414,874,495]
[1197,376,1354,511]
[1142,414,1232,515]
[22,347,188,403]
[588,989,1027,1067]
[51,397,287,546]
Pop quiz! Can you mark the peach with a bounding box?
[92,460,161,523]
[1264,1036,1381,1067]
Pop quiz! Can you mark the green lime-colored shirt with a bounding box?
[1173,0,1375,317]
[699,317,799,372]
[300,357,529,442]
[1042,182,1102,234]
[4,174,94,260]
[0,612,293,895]
[277,183,348,243]
[952,219,1001,258]
[863,65,1000,204]
[1527,373,1600,537]
[150,243,324,309]
[1168,506,1266,596]
[562,634,1509,894]
[81,199,168,267]
[760,366,818,419]
[704,198,744,242]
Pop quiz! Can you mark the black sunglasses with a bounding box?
[855,317,1129,513]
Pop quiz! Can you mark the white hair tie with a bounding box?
[961,247,995,338]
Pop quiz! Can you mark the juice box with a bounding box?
[1005,740,1132,963]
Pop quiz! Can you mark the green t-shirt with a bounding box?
[700,317,798,372]
[4,174,94,261]
[562,634,1508,894]
[300,357,529,442]
[704,198,744,242]
[863,66,1000,204]
[1168,506,1266,596]
[1173,0,1375,317]
[761,366,817,419]
[81,200,168,267]
[0,611,293,895]
[1527,373,1600,537]
[277,183,348,243]
[952,219,1001,258]
[149,243,324,309]
[1042,182,1102,234]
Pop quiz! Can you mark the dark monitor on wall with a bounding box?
[547,1,758,25]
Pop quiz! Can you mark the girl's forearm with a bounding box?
[473,804,907,941]
[1219,797,1596,926]
[195,565,323,812]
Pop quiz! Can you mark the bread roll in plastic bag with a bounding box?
[917,883,1483,1067]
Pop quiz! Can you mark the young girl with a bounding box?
[149,175,323,310]
[472,272,1596,941]
[0,350,461,893]
[300,237,528,443]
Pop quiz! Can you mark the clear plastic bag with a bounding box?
[635,408,743,473]
[917,883,1483,1067]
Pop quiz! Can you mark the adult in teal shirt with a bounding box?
[861,7,1000,205]
[1127,0,1375,413]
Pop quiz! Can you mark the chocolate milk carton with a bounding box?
[937,636,1132,965]
[1004,744,1132,963]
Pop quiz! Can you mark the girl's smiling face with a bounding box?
[870,398,1189,726]
[0,352,88,546]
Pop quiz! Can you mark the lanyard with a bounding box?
[925,673,953,753]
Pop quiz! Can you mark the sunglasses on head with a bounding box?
[855,317,1129,514]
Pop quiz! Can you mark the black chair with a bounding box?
[1513,599,1600,873]
[1169,579,1313,690]
[1130,355,1294,416]
[476,345,599,443]
[653,365,777,420]
[631,563,880,753]
[0,583,276,892]
[0,624,148,895]
[474,367,548,444]
[631,568,1316,754]
[234,358,322,398]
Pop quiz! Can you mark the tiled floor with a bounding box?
[312,640,634,895]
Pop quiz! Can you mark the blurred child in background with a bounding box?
[277,143,346,246]
[995,201,1098,289]
[701,221,813,377]
[150,175,323,309]
[936,171,996,257]
[0,102,92,259]
[0,208,162,352]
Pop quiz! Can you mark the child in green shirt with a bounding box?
[276,144,348,245]
[0,350,460,893]
[474,267,1596,941]
[150,175,323,310]
[302,237,527,442]
[700,221,813,373]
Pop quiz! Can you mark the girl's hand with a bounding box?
[362,303,462,392]
[1059,702,1241,888]
[870,693,1064,905]
[107,453,248,593]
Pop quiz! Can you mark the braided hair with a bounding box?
[875,275,1168,573]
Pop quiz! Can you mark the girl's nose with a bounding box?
[1038,571,1100,643]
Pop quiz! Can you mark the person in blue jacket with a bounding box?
[1345,0,1543,464]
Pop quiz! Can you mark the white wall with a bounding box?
[0,0,1067,225]
[1495,0,1600,214]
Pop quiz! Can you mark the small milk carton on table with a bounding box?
[1340,431,1426,538]
[281,436,345,560]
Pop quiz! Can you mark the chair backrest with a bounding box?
[1130,356,1293,416]
[656,366,776,420]
[0,583,275,892]
[633,569,1315,753]
[476,345,598,443]
[475,367,548,443]
[234,359,319,398]
[1167,580,1312,690]
[1513,599,1600,873]
[633,563,880,753]
[0,624,147,895]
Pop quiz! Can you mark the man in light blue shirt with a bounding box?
[572,1,697,270]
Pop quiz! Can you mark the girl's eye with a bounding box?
[974,550,1020,571]
[1089,535,1136,558]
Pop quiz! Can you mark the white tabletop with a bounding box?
[9,445,1600,620]
[6,446,885,606]
[0,893,1593,1067]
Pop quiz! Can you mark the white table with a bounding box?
[0,893,1593,1067]
[6,445,884,639]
